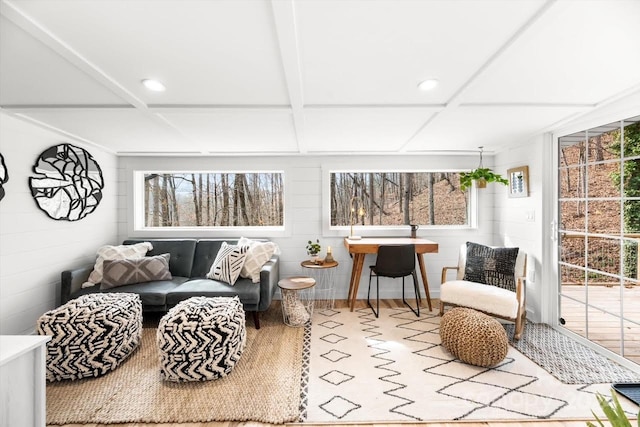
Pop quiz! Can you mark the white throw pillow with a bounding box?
[238,237,278,283]
[82,242,153,288]
[206,242,249,285]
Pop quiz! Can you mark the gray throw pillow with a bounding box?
[463,242,519,292]
[101,253,171,289]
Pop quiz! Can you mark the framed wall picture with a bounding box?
[507,165,529,198]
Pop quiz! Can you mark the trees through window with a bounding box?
[330,172,468,227]
[142,172,284,227]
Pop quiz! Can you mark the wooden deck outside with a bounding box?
[560,284,640,364]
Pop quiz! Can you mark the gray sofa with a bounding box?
[61,238,279,329]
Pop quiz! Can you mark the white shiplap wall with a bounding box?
[119,154,502,304]
[494,136,545,323]
[0,113,119,334]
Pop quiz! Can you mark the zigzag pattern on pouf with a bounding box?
[157,296,246,382]
[37,293,143,381]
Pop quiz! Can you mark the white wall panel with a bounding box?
[494,136,544,322]
[0,113,119,334]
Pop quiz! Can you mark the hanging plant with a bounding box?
[460,147,509,191]
[460,168,508,190]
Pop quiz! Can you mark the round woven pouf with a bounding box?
[440,307,508,367]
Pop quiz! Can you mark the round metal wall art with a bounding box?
[29,143,104,221]
[0,153,8,201]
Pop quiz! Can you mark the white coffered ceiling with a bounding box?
[1,0,639,156]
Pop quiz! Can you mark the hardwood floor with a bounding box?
[59,421,594,427]
[53,299,632,427]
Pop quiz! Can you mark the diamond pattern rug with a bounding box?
[304,307,639,422]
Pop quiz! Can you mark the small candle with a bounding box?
[327,246,332,254]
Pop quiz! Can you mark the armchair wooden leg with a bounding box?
[514,310,525,340]
[439,301,445,316]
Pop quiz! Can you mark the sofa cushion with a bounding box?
[206,242,249,285]
[101,254,172,289]
[83,242,153,288]
[191,239,273,278]
[463,242,519,292]
[72,277,189,307]
[190,240,229,278]
[166,278,260,307]
[123,239,197,278]
[440,280,520,319]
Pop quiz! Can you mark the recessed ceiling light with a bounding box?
[141,79,166,92]
[417,79,439,91]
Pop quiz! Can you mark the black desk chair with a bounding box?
[367,244,420,318]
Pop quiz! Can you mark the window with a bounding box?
[329,171,469,227]
[138,172,284,228]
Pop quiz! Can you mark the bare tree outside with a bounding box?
[144,172,284,227]
[330,172,468,226]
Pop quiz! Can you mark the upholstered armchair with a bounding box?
[439,242,527,339]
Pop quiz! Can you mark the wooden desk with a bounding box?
[344,237,438,312]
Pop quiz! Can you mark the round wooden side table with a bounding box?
[278,276,316,327]
[300,260,339,311]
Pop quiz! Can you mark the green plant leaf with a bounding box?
[588,391,633,427]
[459,167,509,190]
[587,415,605,427]
[306,238,321,254]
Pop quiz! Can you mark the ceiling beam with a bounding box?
[444,0,558,110]
[1,0,148,110]
[528,83,640,140]
[305,104,446,111]
[0,0,206,151]
[270,0,307,153]
[5,110,117,154]
[399,0,558,152]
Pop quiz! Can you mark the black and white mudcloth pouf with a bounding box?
[157,296,247,382]
[37,293,143,381]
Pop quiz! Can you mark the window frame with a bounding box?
[321,167,477,237]
[131,170,289,238]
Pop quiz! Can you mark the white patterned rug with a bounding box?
[304,307,639,422]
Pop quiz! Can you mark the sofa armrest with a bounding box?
[257,254,280,312]
[61,264,93,304]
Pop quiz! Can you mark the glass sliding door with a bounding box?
[557,116,640,364]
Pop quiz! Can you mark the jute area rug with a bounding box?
[46,307,305,425]
[304,307,640,423]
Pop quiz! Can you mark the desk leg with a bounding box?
[347,256,358,304]
[348,254,365,312]
[416,253,433,312]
